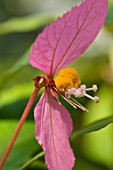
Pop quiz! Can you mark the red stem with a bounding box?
[0,87,39,169]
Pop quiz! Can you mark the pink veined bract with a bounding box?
[29,0,108,170]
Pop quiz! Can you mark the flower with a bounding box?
[29,0,108,169]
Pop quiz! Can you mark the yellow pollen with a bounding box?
[54,67,81,90]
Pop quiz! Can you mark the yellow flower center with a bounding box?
[54,67,81,90]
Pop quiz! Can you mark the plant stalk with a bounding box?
[0,87,39,169]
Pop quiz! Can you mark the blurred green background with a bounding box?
[0,0,113,169]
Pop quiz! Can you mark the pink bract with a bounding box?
[29,0,108,77]
[34,90,75,170]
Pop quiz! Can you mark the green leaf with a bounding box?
[7,48,30,73]
[0,46,42,91]
[106,2,113,25]
[80,84,113,168]
[0,47,30,90]
[0,84,44,108]
[18,151,45,170]
[0,120,41,170]
[71,116,113,140]
[0,83,33,108]
[0,14,56,35]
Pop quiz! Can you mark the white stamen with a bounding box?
[94,96,100,103]
[86,85,98,92]
[84,93,96,102]
[64,84,99,104]
[93,85,98,92]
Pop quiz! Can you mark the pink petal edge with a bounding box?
[34,90,75,170]
[29,0,108,76]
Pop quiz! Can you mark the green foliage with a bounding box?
[71,116,113,140]
[0,0,113,169]
[106,2,113,24]
[0,14,55,35]
[0,120,41,170]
